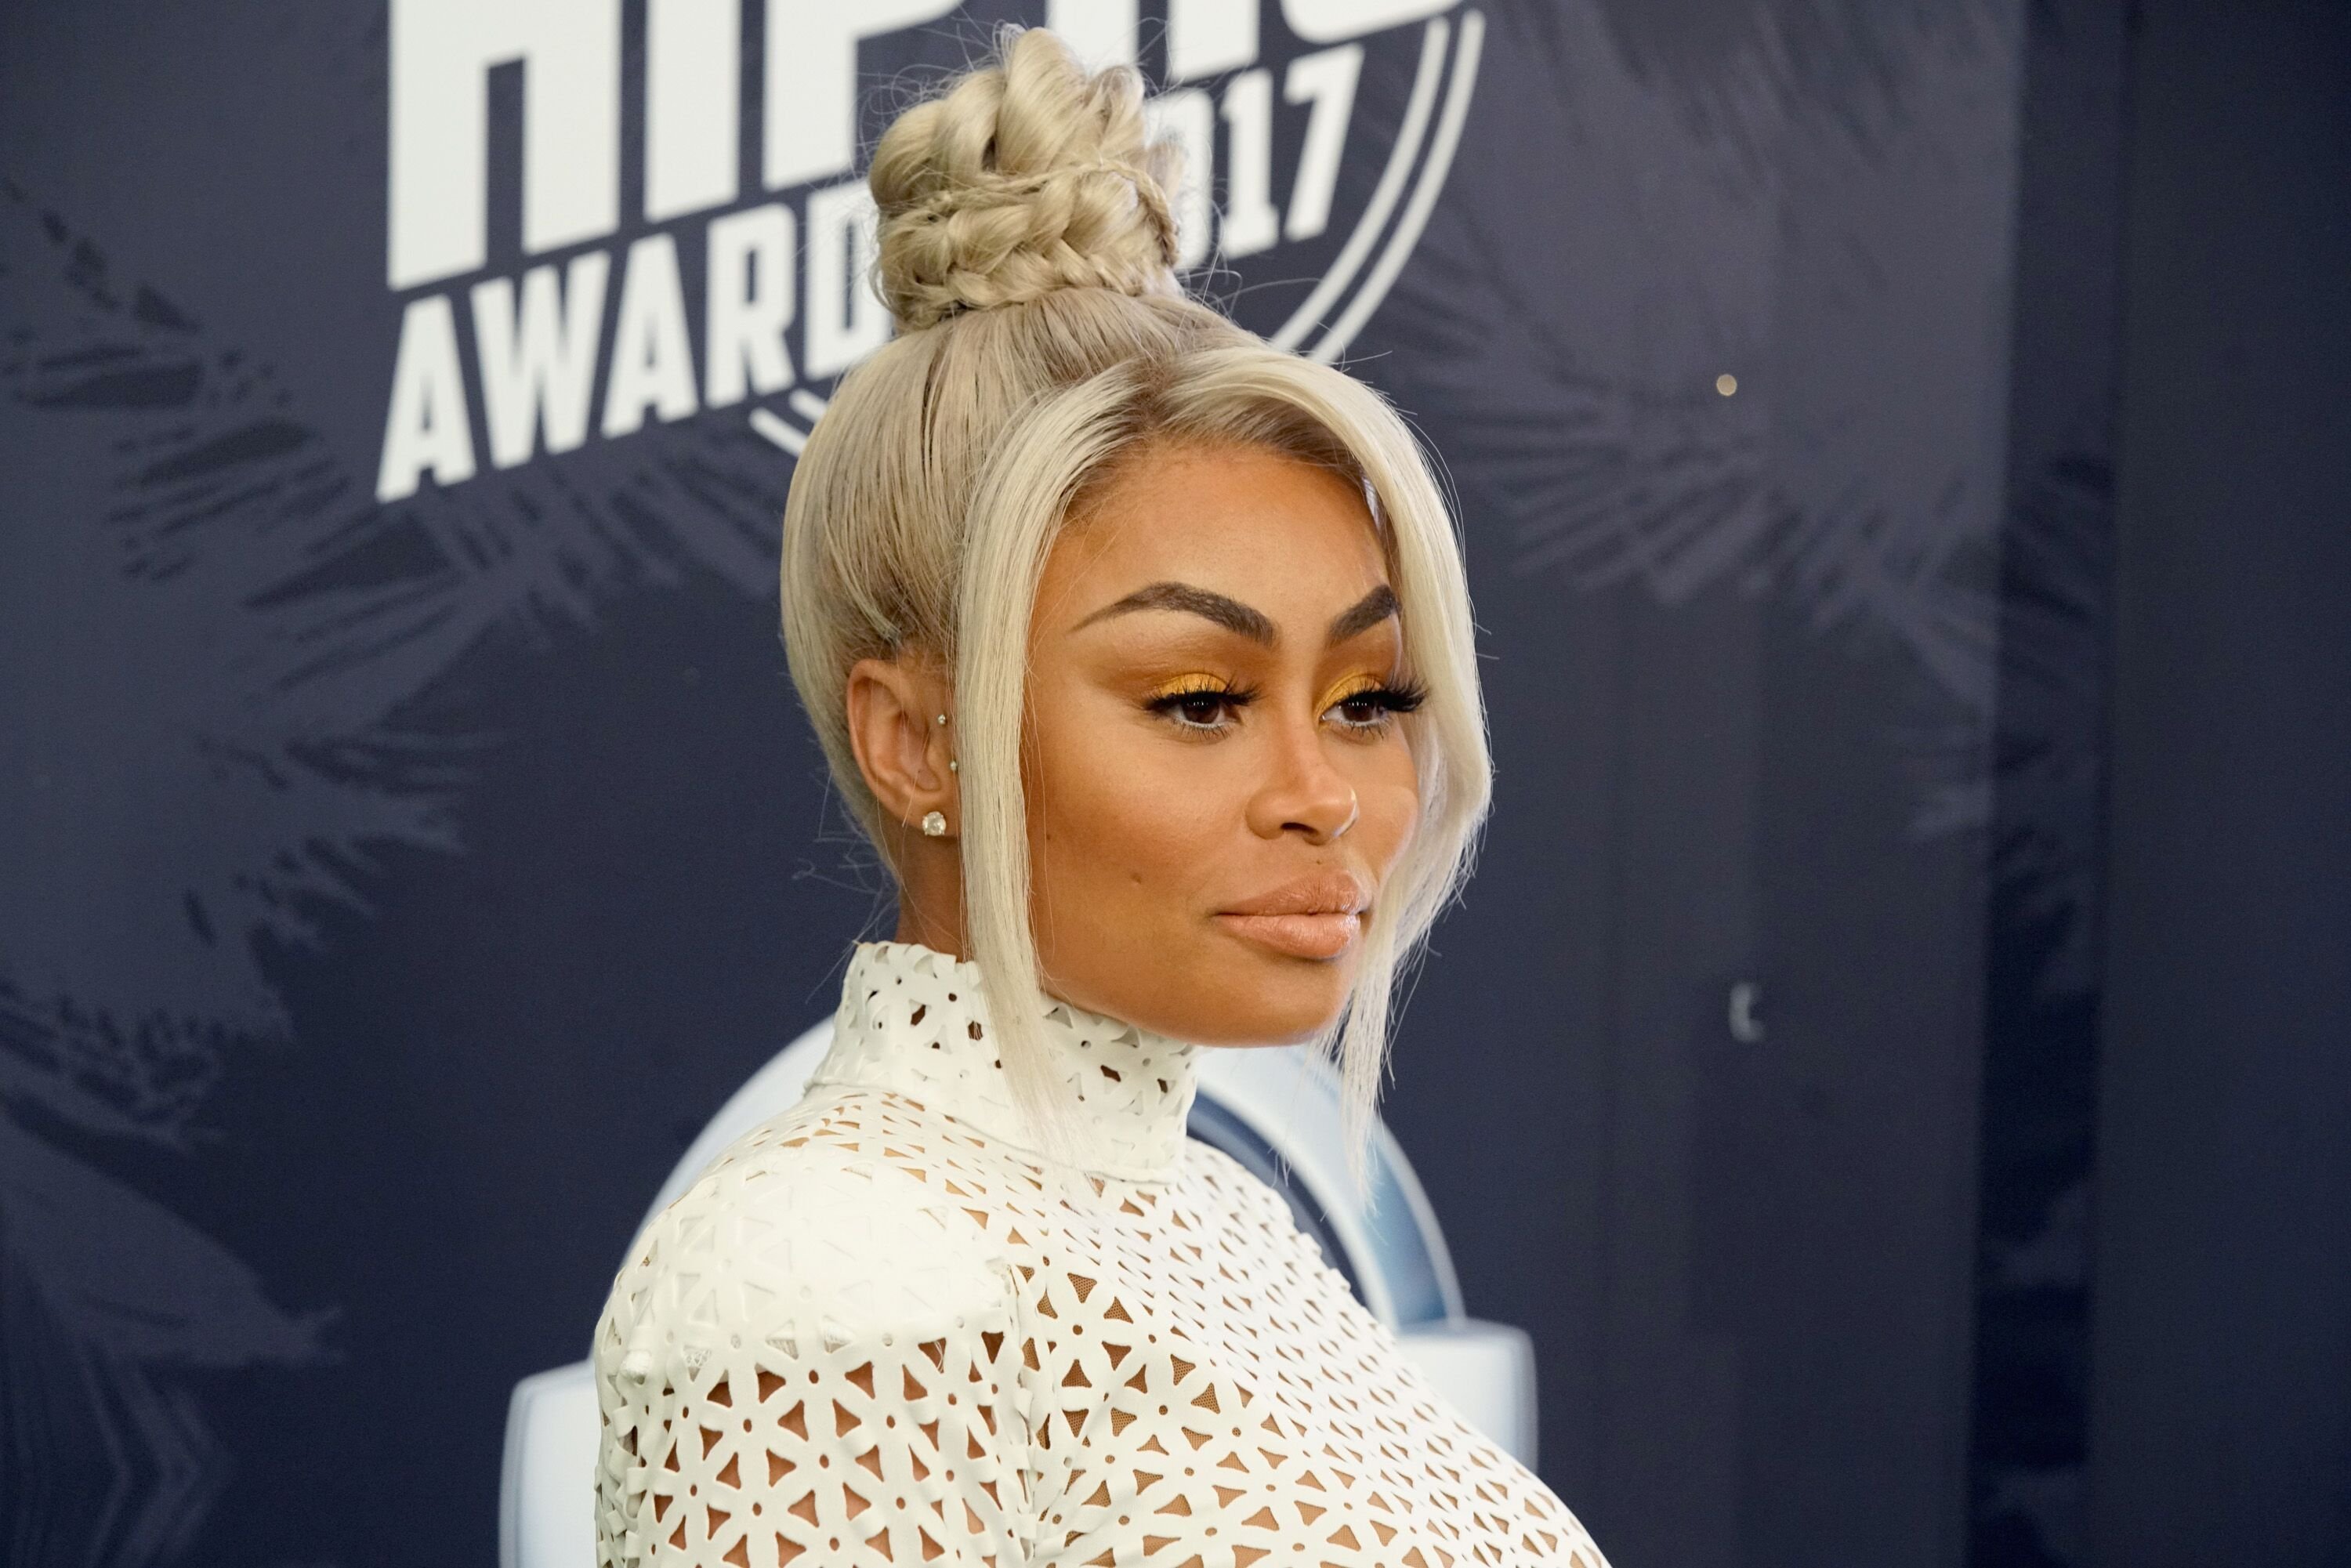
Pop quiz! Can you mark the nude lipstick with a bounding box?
[1214,871,1370,960]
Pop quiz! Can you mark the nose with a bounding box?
[1245,715,1360,844]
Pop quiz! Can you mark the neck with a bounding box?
[890,865,966,959]
[810,939,1200,1180]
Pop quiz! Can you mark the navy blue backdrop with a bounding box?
[5,3,2346,1566]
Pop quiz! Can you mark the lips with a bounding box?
[1215,871,1370,960]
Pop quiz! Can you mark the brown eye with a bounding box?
[1324,679,1429,732]
[1147,682,1256,733]
[1173,692,1229,726]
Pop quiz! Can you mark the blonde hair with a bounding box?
[780,27,1491,1160]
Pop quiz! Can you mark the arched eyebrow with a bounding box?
[1327,583,1400,644]
[1072,581,1275,643]
[1071,581,1398,647]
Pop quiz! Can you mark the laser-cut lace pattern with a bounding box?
[595,940,1609,1567]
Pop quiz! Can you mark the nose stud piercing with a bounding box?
[921,810,947,838]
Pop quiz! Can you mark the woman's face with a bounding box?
[1021,441,1423,1047]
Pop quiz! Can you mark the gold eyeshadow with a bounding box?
[1320,672,1393,708]
[1147,672,1235,700]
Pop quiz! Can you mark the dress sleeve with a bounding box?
[592,1139,1038,1567]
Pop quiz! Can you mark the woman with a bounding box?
[594,27,1608,1567]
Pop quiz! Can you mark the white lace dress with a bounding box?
[593,940,1607,1567]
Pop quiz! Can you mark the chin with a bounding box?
[1176,947,1354,1048]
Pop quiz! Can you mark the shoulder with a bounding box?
[1172,1138,1364,1291]
[1179,1136,1314,1234]
[597,1088,1017,1374]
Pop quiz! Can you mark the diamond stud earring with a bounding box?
[920,809,947,838]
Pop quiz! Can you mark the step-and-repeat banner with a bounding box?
[3,2,2097,1563]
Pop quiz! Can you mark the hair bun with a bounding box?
[871,27,1184,331]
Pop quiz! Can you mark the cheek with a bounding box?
[1023,686,1223,895]
[1357,741,1422,875]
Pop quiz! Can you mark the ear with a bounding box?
[844,654,959,836]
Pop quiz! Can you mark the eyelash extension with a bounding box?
[1146,681,1260,730]
[1324,679,1426,735]
[1335,677,1428,719]
[1144,676,1429,733]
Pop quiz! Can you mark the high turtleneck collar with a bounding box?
[806,940,1201,1180]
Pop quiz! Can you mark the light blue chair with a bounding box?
[499,1020,1536,1568]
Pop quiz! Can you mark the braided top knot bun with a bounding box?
[871,28,1184,331]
